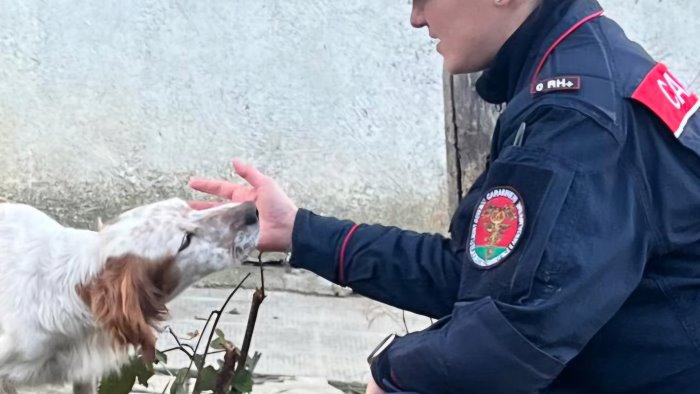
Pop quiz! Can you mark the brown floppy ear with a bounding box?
[77,254,180,362]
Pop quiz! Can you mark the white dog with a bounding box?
[0,198,259,393]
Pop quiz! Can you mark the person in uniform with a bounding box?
[189,0,700,392]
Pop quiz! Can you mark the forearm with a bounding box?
[289,208,462,318]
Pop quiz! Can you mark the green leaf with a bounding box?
[133,361,155,387]
[169,382,188,394]
[98,370,136,394]
[169,368,189,394]
[155,350,168,365]
[248,352,262,372]
[98,355,157,394]
[231,369,254,393]
[194,366,219,392]
[210,337,226,350]
[215,328,226,340]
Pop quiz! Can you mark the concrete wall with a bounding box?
[0,0,447,232]
[0,0,698,234]
[601,0,699,86]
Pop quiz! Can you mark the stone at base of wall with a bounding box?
[197,264,354,297]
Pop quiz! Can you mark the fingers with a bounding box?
[188,177,257,202]
[188,159,265,202]
[232,159,268,188]
[187,200,222,210]
[188,177,234,198]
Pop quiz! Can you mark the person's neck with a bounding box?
[476,0,575,104]
[498,0,543,50]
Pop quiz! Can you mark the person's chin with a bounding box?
[440,51,465,74]
[444,57,488,75]
[443,59,469,75]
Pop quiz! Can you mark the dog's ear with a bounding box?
[77,254,180,362]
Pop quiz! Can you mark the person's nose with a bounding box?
[410,2,427,29]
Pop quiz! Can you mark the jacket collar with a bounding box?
[475,0,603,104]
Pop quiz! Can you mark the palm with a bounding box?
[253,182,297,251]
[188,159,298,252]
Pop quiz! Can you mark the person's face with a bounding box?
[411,0,538,74]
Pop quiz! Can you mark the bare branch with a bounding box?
[402,310,409,334]
[186,311,217,373]
[214,345,241,394]
[167,327,196,359]
[199,272,251,370]
[236,255,267,374]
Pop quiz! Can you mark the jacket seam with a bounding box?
[592,18,666,252]
[653,277,700,355]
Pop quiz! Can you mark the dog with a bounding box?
[0,198,259,393]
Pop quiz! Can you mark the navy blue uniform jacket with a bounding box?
[289,0,700,392]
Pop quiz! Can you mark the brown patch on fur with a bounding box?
[76,254,181,362]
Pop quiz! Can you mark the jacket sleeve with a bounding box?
[369,105,660,393]
[289,208,464,319]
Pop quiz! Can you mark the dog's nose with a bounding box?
[243,203,259,225]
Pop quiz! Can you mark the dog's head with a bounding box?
[99,198,259,285]
[78,198,259,361]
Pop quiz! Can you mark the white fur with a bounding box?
[0,198,259,390]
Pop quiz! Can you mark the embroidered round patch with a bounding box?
[469,187,525,268]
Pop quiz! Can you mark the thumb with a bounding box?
[232,159,267,188]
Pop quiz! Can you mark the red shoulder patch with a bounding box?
[631,63,699,138]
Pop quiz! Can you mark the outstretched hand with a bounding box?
[188,159,298,252]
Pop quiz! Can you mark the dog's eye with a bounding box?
[178,232,194,252]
